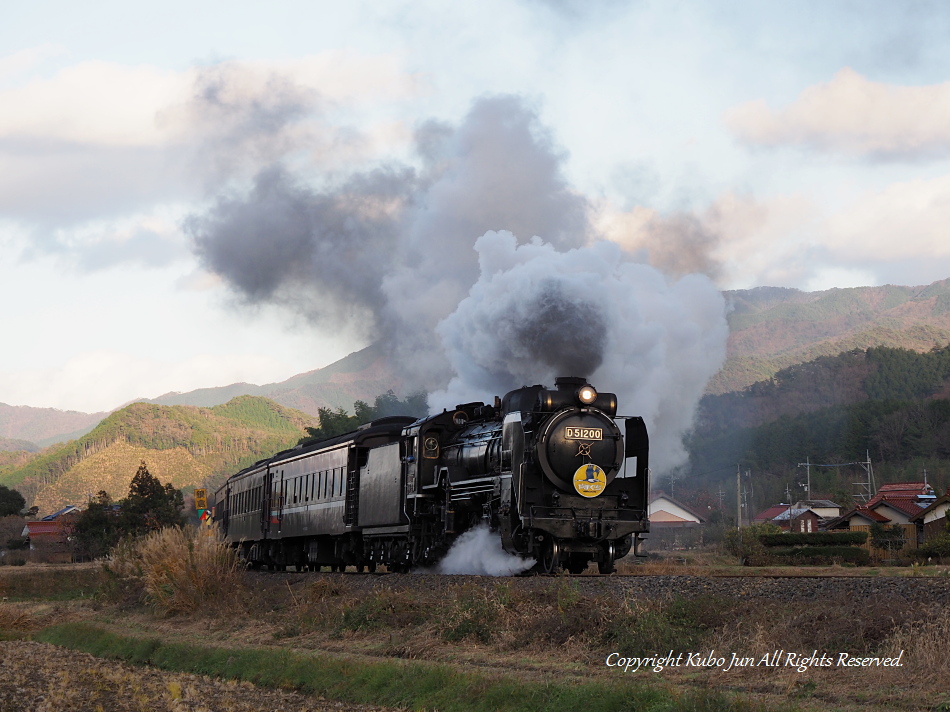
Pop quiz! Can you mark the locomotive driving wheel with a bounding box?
[598,541,616,574]
[539,537,561,574]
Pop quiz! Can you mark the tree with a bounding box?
[0,485,26,517]
[299,391,428,445]
[69,463,185,559]
[119,462,185,537]
[69,491,120,560]
[869,522,907,554]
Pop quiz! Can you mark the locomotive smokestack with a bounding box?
[554,376,587,391]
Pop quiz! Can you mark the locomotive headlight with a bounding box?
[577,384,598,405]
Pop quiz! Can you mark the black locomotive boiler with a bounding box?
[213,376,650,574]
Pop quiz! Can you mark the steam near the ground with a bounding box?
[437,525,535,576]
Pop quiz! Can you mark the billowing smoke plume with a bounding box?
[185,78,728,475]
[188,92,587,365]
[431,232,727,471]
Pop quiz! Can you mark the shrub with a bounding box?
[723,523,781,564]
[760,531,867,547]
[916,534,950,562]
[769,546,870,565]
[5,537,30,550]
[107,526,243,614]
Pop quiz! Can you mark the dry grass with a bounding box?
[879,609,950,684]
[107,526,244,614]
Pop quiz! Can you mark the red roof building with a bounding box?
[753,504,790,524]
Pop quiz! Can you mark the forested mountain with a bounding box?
[712,278,950,394]
[0,396,317,515]
[686,345,950,514]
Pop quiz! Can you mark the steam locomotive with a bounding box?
[213,376,649,574]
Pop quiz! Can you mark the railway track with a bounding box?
[253,569,950,605]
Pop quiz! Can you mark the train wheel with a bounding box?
[598,542,616,574]
[539,538,561,574]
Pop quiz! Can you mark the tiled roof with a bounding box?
[872,498,926,518]
[838,506,891,524]
[753,504,789,522]
[797,499,842,509]
[909,494,950,522]
[40,505,80,521]
[876,482,934,496]
[772,507,818,522]
[648,492,706,522]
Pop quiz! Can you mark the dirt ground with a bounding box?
[0,641,394,712]
[4,561,950,712]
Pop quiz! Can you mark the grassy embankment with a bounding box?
[3,538,950,712]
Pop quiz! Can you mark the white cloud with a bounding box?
[803,267,877,293]
[726,68,950,159]
[823,174,950,260]
[0,52,421,148]
[0,350,300,413]
[593,191,817,288]
[0,43,66,84]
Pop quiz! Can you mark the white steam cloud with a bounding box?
[437,525,535,576]
[187,88,729,476]
[432,231,728,473]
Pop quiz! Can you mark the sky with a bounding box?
[4,0,950,413]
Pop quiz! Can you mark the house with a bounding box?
[753,504,789,524]
[754,500,842,528]
[648,493,706,527]
[793,499,842,520]
[21,505,81,544]
[909,494,950,542]
[771,507,822,533]
[825,481,935,559]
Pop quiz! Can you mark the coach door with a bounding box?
[261,466,276,538]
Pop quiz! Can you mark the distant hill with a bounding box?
[686,345,950,513]
[0,343,402,451]
[711,278,950,394]
[697,345,950,437]
[0,437,39,453]
[0,395,317,515]
[143,342,402,414]
[0,403,107,450]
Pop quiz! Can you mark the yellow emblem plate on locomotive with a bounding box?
[573,463,606,497]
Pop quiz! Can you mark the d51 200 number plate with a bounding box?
[564,427,602,440]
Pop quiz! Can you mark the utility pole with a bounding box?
[736,464,742,529]
[797,456,811,501]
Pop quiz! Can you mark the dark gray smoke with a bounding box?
[187,90,589,385]
[432,232,728,471]
[187,165,413,332]
[503,280,606,377]
[185,76,728,472]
